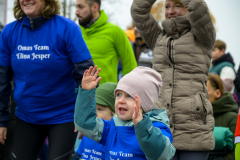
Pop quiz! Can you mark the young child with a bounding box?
[74,66,176,160]
[73,82,117,160]
[235,110,240,159]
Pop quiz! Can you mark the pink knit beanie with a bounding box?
[115,66,162,113]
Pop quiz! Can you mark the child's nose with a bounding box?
[118,97,125,103]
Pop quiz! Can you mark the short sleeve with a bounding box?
[64,21,92,63]
[77,136,85,155]
[0,28,11,66]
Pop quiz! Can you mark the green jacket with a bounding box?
[212,92,238,160]
[209,62,235,75]
[80,10,137,85]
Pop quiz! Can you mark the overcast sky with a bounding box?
[5,0,240,70]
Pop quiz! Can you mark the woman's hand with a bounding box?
[132,95,143,126]
[82,66,101,90]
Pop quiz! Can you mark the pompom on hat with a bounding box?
[114,66,162,113]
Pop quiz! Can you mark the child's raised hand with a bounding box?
[82,66,101,90]
[132,95,143,126]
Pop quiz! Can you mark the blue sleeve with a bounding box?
[0,27,11,66]
[99,119,111,146]
[153,122,173,143]
[135,115,175,160]
[64,21,92,63]
[74,87,110,143]
[77,136,85,155]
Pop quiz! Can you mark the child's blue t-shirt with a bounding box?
[99,119,173,160]
[0,15,91,124]
[77,136,105,160]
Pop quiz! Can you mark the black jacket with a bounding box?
[234,65,240,92]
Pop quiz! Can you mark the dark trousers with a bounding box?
[72,152,81,160]
[172,150,209,160]
[11,118,77,160]
[0,90,17,160]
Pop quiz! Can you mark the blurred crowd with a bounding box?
[0,0,240,160]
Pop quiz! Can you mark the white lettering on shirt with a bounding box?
[82,153,88,158]
[31,53,50,60]
[84,148,91,153]
[90,155,102,160]
[92,149,102,156]
[34,45,49,51]
[16,53,50,60]
[18,45,32,51]
[16,53,30,59]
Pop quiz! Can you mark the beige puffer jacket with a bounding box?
[131,0,216,151]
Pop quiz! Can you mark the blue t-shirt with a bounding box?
[0,15,91,124]
[99,119,173,160]
[77,136,105,160]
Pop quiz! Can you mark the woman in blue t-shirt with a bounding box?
[0,0,94,159]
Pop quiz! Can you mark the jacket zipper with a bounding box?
[168,38,173,63]
[168,38,175,125]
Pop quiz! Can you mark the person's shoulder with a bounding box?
[1,19,21,38]
[2,19,21,32]
[53,15,79,28]
[103,22,124,33]
[148,109,170,128]
[220,111,238,122]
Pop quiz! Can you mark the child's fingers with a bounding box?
[83,69,88,77]
[95,77,102,85]
[94,68,101,79]
[87,66,93,76]
[132,106,137,120]
[90,66,97,76]
[134,104,139,117]
[135,95,141,109]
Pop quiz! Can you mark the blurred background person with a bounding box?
[75,0,137,86]
[209,40,235,92]
[207,73,238,160]
[209,40,240,104]
[125,29,135,42]
[234,65,240,97]
[0,21,3,33]
[132,26,152,68]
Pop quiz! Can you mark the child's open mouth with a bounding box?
[119,107,127,114]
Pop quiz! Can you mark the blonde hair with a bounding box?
[13,0,60,20]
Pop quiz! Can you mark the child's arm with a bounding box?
[133,96,176,160]
[74,66,109,144]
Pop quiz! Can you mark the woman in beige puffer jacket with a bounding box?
[131,0,216,159]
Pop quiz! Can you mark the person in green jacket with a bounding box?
[209,40,236,92]
[207,73,238,160]
[75,0,137,85]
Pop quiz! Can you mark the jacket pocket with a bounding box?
[194,92,207,125]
